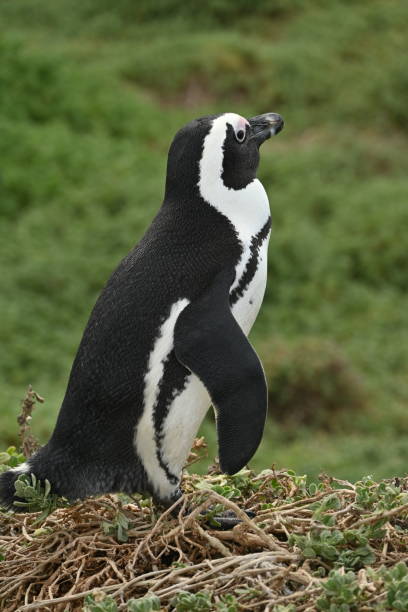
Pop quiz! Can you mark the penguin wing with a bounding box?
[174,268,267,475]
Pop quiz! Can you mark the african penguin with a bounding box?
[0,111,284,510]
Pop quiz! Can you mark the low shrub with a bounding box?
[263,338,367,430]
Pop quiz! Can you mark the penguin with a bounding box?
[0,111,284,511]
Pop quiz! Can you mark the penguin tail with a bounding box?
[0,466,29,512]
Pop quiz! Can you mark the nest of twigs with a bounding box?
[1,465,408,612]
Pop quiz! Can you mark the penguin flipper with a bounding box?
[174,269,267,475]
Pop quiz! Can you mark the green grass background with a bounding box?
[1,0,407,481]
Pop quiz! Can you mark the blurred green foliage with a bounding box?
[0,0,407,480]
[263,338,367,430]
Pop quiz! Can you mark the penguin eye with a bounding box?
[235,128,246,143]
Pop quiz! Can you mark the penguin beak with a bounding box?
[248,113,284,146]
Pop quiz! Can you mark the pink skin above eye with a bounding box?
[236,116,250,131]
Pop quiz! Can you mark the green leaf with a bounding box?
[83,593,118,612]
[321,545,338,561]
[392,562,408,580]
[12,473,68,520]
[171,590,212,611]
[127,595,161,612]
[8,455,19,468]
[309,482,318,496]
[0,452,11,464]
[44,479,51,498]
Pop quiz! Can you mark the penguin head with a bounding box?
[215,112,284,190]
[165,112,283,199]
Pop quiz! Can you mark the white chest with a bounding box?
[198,112,271,334]
[231,237,270,335]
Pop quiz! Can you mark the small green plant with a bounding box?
[290,527,376,570]
[376,482,408,512]
[208,484,241,499]
[228,468,262,496]
[336,544,376,570]
[195,476,240,500]
[127,595,161,611]
[101,510,133,543]
[0,446,26,473]
[171,561,188,569]
[215,594,238,611]
[290,529,343,562]
[380,562,408,611]
[83,593,118,612]
[171,590,212,611]
[316,569,362,611]
[308,481,327,496]
[286,470,308,495]
[170,590,238,612]
[13,473,67,521]
[312,493,342,526]
[32,527,53,537]
[234,587,261,602]
[354,477,408,518]
[354,476,378,510]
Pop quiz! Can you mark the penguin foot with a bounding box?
[201,508,256,530]
[154,487,184,511]
[155,491,255,530]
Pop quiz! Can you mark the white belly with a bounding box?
[231,240,269,335]
[154,239,269,499]
[135,248,269,501]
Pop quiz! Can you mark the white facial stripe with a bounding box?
[198,113,270,245]
[135,298,189,500]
